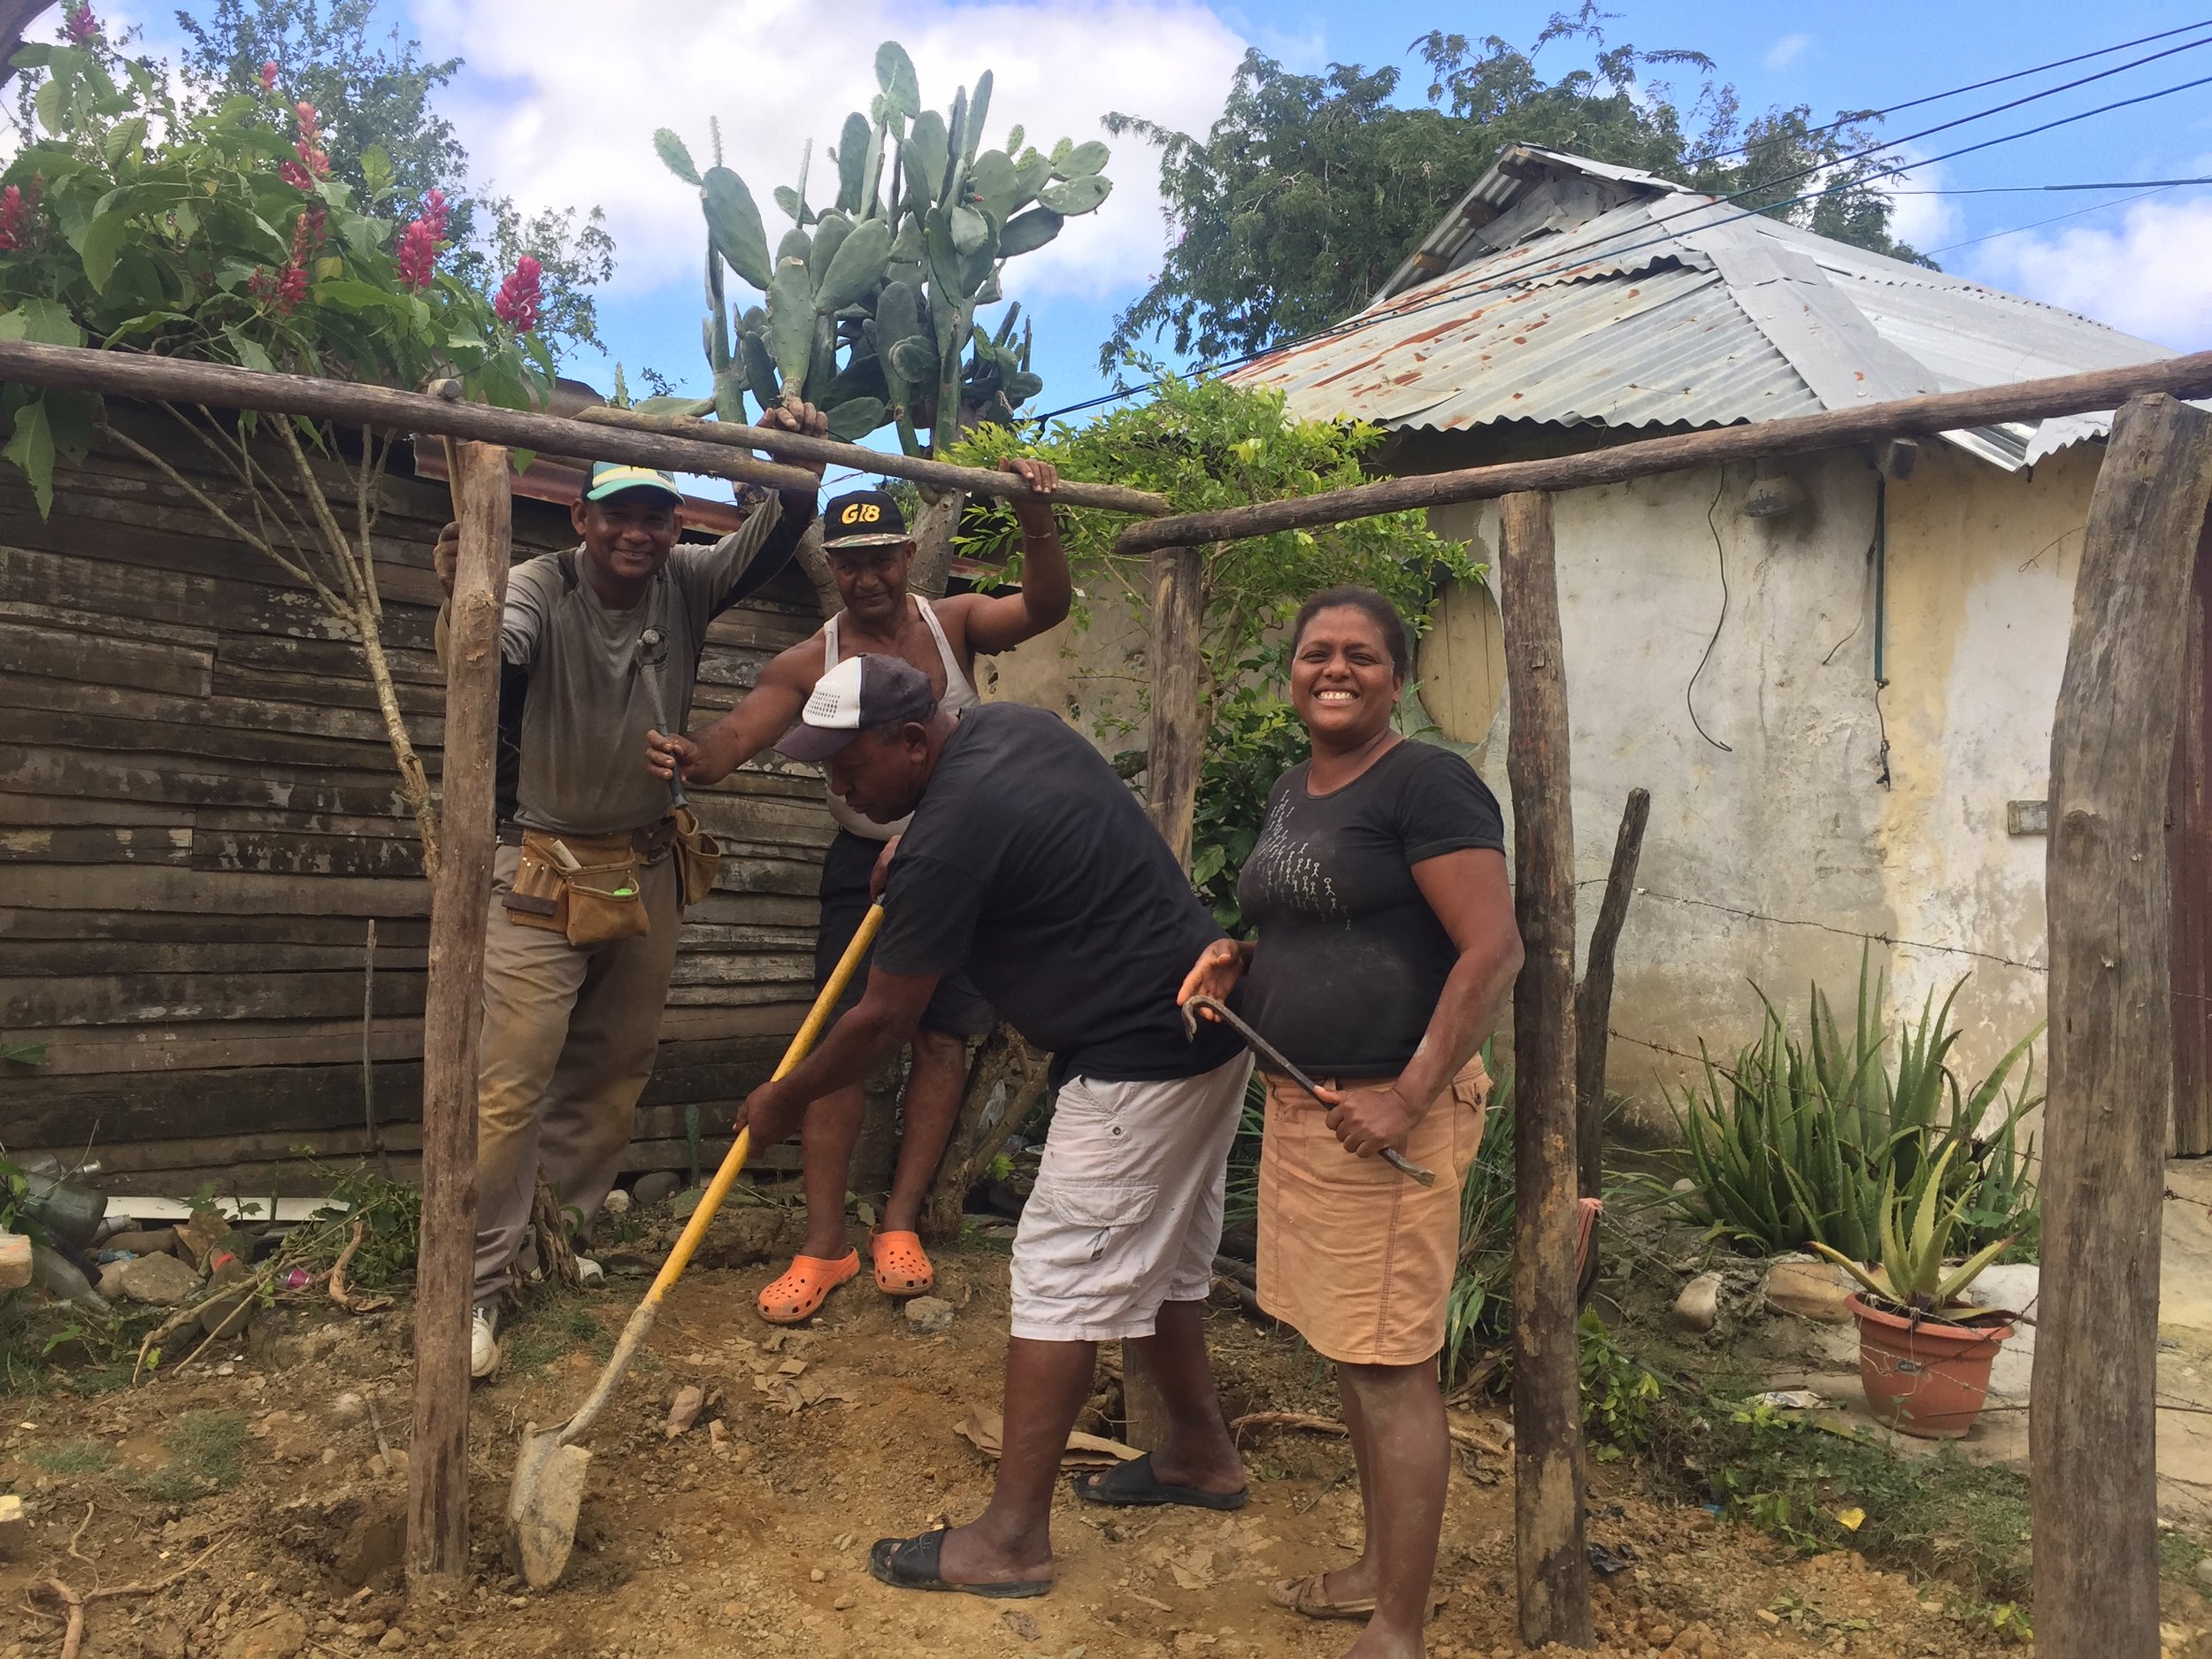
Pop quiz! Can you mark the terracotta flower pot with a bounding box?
[1847,1292,2014,1440]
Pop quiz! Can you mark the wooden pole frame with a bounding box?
[1497,490,1594,1648]
[405,441,511,1582]
[1111,349,2212,555]
[2032,393,2212,1656]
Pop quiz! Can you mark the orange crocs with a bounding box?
[756,1249,860,1325]
[870,1230,934,1297]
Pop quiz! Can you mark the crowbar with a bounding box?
[1180,994,1436,1187]
[504,902,886,1587]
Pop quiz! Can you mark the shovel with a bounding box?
[504,901,886,1588]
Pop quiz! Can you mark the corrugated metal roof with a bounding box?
[1235,144,2178,469]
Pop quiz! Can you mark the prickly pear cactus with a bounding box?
[654,40,1110,455]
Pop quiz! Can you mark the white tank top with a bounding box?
[819,595,980,840]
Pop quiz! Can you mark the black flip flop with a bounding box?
[867,1528,1052,1600]
[1074,1452,1249,1511]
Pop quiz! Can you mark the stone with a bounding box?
[0,1231,29,1292]
[1673,1271,1722,1333]
[97,1258,132,1297]
[115,1250,204,1306]
[105,1228,179,1258]
[0,1493,25,1557]
[377,1631,410,1652]
[142,1624,188,1659]
[334,1498,406,1588]
[1960,1262,2039,1321]
[600,1188,632,1216]
[904,1295,955,1335]
[1670,1177,1696,1195]
[1763,1258,1855,1325]
[222,1610,306,1659]
[332,1391,366,1421]
[631,1171,680,1208]
[2194,1555,2212,1590]
[664,1386,703,1439]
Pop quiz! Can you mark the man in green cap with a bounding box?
[432,401,827,1378]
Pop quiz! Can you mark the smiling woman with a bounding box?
[1178,582,1523,1648]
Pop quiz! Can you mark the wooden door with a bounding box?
[2170,511,2212,1155]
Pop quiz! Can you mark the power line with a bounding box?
[1033,35,2212,429]
[1924,181,2193,257]
[1887,176,2212,194]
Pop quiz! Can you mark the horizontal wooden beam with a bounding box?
[0,338,823,492]
[1111,349,2212,554]
[572,403,1171,517]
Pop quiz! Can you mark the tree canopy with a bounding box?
[1102,5,1932,372]
[167,0,614,355]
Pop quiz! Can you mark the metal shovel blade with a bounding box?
[506,1421,591,1588]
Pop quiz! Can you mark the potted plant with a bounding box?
[1809,1146,2018,1439]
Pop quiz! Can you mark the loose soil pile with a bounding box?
[1,1217,2196,1659]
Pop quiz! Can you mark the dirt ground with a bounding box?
[3,1217,2200,1659]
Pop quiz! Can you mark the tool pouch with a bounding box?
[562,849,650,948]
[501,837,570,935]
[672,805,722,910]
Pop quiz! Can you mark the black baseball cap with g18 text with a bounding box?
[821,488,910,549]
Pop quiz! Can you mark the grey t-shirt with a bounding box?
[494,488,813,836]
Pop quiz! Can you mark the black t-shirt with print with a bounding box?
[874,703,1246,1085]
[1235,738,1508,1078]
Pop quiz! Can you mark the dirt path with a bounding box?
[0,1238,2112,1659]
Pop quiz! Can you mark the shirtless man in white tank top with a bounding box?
[647,457,1068,1322]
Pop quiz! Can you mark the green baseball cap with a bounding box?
[584,462,684,503]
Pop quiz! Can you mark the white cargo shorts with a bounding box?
[1009,1053,1253,1343]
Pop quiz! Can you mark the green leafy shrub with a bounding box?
[1443,1050,1516,1386]
[1657,954,2041,1261]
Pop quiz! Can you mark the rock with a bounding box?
[0,1231,29,1292]
[2195,1555,2212,1590]
[904,1295,955,1335]
[97,1258,132,1297]
[0,1493,25,1557]
[1960,1262,2039,1321]
[1670,1177,1696,1195]
[1763,1258,1855,1325]
[1673,1272,1722,1333]
[332,1391,366,1422]
[600,1188,632,1216]
[377,1630,410,1653]
[664,1386,704,1438]
[105,1227,179,1258]
[115,1250,204,1306]
[1002,1609,1041,1641]
[142,1623,188,1659]
[222,1610,306,1659]
[334,1498,406,1588]
[631,1171,680,1208]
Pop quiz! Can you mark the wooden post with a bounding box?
[2033,394,2212,1658]
[1143,544,1208,862]
[1497,490,1593,1650]
[1572,787,1649,1202]
[406,442,511,1583]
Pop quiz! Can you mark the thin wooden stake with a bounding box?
[1573,787,1649,1203]
[2033,393,2212,1658]
[405,440,510,1582]
[1497,489,1593,1650]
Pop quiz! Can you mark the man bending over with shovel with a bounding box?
[728,655,1254,1598]
[433,403,827,1380]
[646,457,1068,1325]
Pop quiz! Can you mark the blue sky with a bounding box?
[92,2,2212,471]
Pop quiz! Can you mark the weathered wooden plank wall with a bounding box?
[0,405,834,1194]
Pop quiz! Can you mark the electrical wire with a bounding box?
[1686,473,1733,753]
[1031,37,2212,427]
[1924,180,2194,257]
[1887,175,2212,193]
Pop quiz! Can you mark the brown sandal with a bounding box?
[1267,1572,1447,1621]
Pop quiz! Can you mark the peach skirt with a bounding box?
[1255,1056,1491,1366]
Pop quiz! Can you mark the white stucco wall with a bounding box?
[1432,440,2101,1119]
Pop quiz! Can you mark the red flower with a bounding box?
[64,4,96,44]
[291,102,329,180]
[259,60,279,93]
[419,188,450,242]
[394,190,450,290]
[0,186,22,252]
[278,159,314,191]
[494,253,542,333]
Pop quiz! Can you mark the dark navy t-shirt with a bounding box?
[874,703,1245,1085]
[1236,739,1507,1077]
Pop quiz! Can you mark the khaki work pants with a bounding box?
[472,840,681,1308]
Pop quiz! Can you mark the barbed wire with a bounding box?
[1577,883,2047,973]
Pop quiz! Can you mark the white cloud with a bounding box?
[1870,156,1963,256]
[1980,194,2212,349]
[1763,33,1811,73]
[406,0,1246,307]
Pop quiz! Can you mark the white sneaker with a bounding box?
[470,1303,500,1379]
[574,1256,605,1288]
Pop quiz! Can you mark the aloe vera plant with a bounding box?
[655,42,1112,454]
[1808,1144,2017,1318]
[1657,952,2043,1260]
